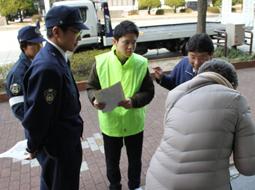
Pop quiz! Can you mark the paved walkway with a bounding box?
[0,67,255,190]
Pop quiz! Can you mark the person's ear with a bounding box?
[52,26,61,38]
[21,46,27,52]
[112,38,117,45]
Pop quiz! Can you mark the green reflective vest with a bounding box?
[95,49,148,137]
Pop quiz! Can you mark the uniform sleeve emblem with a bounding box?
[35,28,40,34]
[44,89,57,104]
[10,83,21,95]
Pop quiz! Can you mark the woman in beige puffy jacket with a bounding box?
[146,59,255,190]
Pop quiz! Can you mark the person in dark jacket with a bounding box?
[5,25,47,189]
[22,6,88,190]
[153,33,214,90]
[5,25,45,122]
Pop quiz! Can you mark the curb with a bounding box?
[232,60,255,70]
[0,93,8,103]
[0,60,255,103]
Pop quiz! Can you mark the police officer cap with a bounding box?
[17,26,45,43]
[45,5,88,30]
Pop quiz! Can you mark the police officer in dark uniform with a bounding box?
[5,25,45,122]
[5,26,47,190]
[22,5,88,190]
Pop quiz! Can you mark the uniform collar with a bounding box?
[47,39,68,62]
[185,61,196,77]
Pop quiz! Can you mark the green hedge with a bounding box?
[128,10,139,16]
[162,8,175,14]
[179,8,193,13]
[207,6,220,13]
[155,9,164,15]
[214,47,255,62]
[70,48,110,81]
[31,14,42,23]
[0,63,13,79]
[0,47,255,93]
[0,49,110,92]
[0,63,14,93]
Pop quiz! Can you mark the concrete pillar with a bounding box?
[221,0,254,29]
[243,0,254,29]
[44,0,50,14]
[221,0,232,24]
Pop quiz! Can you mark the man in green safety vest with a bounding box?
[87,20,155,190]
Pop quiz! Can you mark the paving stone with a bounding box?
[0,68,254,189]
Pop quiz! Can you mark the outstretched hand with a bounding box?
[153,66,164,80]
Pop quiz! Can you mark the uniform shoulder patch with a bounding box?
[44,89,57,104]
[10,83,21,95]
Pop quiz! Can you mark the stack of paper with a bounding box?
[95,82,125,112]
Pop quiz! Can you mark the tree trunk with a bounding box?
[5,16,9,25]
[19,10,23,23]
[197,0,208,33]
[148,6,151,15]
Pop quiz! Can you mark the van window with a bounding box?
[79,7,87,22]
[186,2,197,10]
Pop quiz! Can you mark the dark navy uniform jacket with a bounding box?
[22,42,83,155]
[5,52,31,121]
[157,57,196,90]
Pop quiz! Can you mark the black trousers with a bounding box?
[103,132,143,190]
[39,142,82,190]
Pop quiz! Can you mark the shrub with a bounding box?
[231,7,236,12]
[214,47,255,62]
[0,49,111,92]
[207,6,220,13]
[155,9,164,15]
[70,48,110,81]
[163,8,175,14]
[0,79,5,93]
[0,63,13,80]
[1,47,255,93]
[0,63,14,92]
[178,8,192,13]
[164,0,185,9]
[138,4,148,10]
[138,0,160,10]
[212,0,221,7]
[128,10,139,16]
[31,14,42,23]
[184,8,193,13]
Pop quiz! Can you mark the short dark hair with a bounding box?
[186,33,214,54]
[113,20,139,40]
[46,25,69,38]
[20,41,36,52]
[198,59,238,89]
[20,41,28,52]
